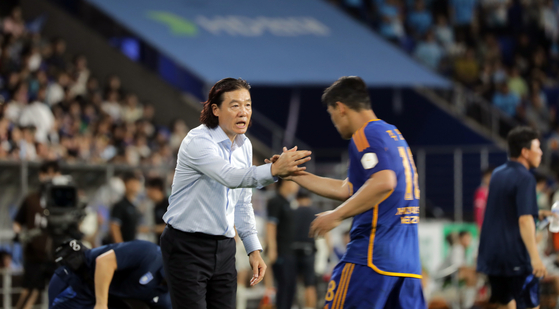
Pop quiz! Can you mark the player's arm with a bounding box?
[288,172,350,201]
[334,170,396,219]
[94,250,118,309]
[310,170,396,237]
[519,215,546,277]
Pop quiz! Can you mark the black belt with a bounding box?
[167,224,230,240]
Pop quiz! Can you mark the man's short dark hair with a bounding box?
[145,177,165,192]
[121,171,140,183]
[200,78,251,128]
[507,126,539,158]
[321,76,371,111]
[458,230,471,238]
[39,160,60,174]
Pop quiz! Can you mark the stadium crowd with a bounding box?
[330,0,559,173]
[0,6,189,166]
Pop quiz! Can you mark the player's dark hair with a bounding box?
[39,160,60,174]
[535,173,547,184]
[458,230,470,238]
[322,76,371,111]
[145,177,165,192]
[121,171,140,183]
[507,126,539,158]
[200,78,251,128]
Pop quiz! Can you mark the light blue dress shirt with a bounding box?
[164,124,275,254]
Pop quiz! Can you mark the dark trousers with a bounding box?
[160,225,236,309]
[273,255,297,309]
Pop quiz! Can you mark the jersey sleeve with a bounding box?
[357,133,394,179]
[515,175,538,217]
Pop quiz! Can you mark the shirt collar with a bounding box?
[209,125,247,147]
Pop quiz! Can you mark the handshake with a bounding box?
[267,146,311,178]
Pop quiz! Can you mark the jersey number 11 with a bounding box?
[397,147,420,200]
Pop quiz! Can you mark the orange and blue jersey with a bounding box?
[341,119,422,278]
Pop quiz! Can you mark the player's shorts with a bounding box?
[23,261,56,290]
[488,274,539,309]
[323,262,425,309]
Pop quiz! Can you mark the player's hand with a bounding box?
[265,146,297,164]
[248,250,267,286]
[532,257,547,278]
[310,210,342,238]
[270,146,311,178]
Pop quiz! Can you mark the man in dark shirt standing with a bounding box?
[266,178,300,309]
[478,126,552,309]
[292,191,320,309]
[110,172,142,243]
[145,177,168,245]
[13,160,60,309]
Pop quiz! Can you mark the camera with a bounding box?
[40,175,85,245]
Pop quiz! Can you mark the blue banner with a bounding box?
[86,0,450,88]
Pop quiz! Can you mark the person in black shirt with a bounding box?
[477,126,553,309]
[13,160,60,309]
[110,172,142,243]
[293,191,320,309]
[145,177,168,245]
[266,178,300,309]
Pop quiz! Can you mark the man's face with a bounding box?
[460,234,472,248]
[213,89,252,140]
[125,179,142,197]
[526,139,543,168]
[327,104,351,140]
[145,187,159,201]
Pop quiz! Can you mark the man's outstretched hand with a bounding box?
[270,146,311,178]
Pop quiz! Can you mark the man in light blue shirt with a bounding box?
[160,78,311,309]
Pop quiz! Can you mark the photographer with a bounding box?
[13,160,60,309]
[48,239,171,309]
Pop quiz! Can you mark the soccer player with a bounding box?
[477,126,552,309]
[48,240,171,309]
[287,76,425,308]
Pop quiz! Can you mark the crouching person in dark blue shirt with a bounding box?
[48,240,171,309]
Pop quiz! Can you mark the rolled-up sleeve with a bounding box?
[235,188,262,254]
[183,136,275,189]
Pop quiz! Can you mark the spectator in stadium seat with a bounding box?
[507,67,528,100]
[160,78,310,309]
[474,166,494,230]
[145,177,168,245]
[378,0,405,42]
[449,0,477,44]
[407,0,433,38]
[525,90,553,133]
[434,15,455,52]
[454,48,480,86]
[101,90,122,122]
[122,93,143,124]
[492,82,520,117]
[169,118,189,152]
[414,30,444,70]
[109,172,143,243]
